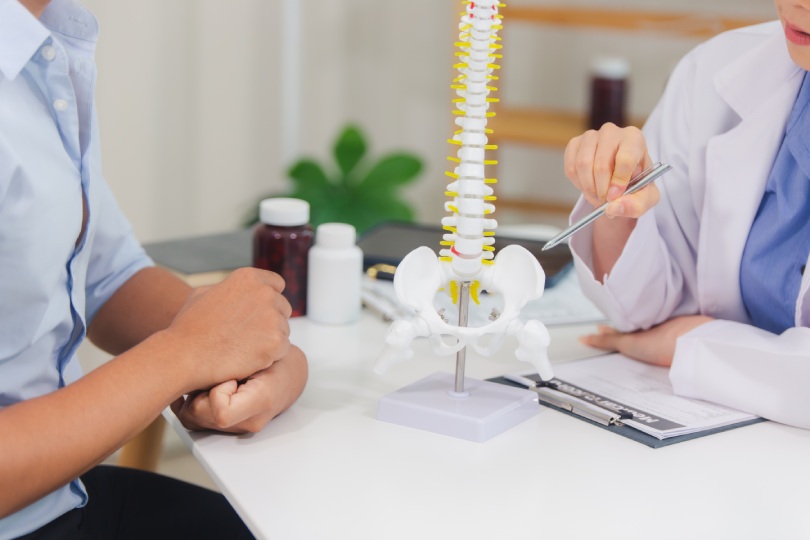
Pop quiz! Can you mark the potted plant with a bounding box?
[247,124,423,235]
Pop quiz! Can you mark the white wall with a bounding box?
[81,0,777,243]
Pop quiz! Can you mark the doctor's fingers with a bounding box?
[564,130,601,206]
[564,124,648,206]
[602,126,651,202]
[579,325,620,352]
[605,182,660,219]
[583,326,675,367]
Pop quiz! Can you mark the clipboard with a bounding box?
[488,375,766,449]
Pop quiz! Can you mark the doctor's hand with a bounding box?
[579,315,714,367]
[564,123,658,219]
[171,345,308,434]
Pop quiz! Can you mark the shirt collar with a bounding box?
[40,0,99,44]
[787,71,810,177]
[0,0,98,81]
[0,0,50,80]
[787,71,810,133]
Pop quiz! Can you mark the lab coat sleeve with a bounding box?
[671,321,810,429]
[569,46,703,332]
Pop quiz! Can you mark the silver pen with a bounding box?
[502,374,623,427]
[542,161,673,251]
[534,387,623,427]
[361,288,398,322]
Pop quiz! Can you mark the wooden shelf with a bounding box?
[488,5,766,149]
[503,6,768,39]
[489,108,645,149]
[496,195,574,216]
[484,6,767,216]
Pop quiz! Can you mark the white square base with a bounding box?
[376,372,538,442]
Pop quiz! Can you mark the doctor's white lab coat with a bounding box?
[569,21,810,429]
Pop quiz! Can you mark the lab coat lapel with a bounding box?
[702,31,804,321]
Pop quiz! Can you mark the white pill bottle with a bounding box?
[307,222,363,325]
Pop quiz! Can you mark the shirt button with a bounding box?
[53,99,69,111]
[41,46,57,61]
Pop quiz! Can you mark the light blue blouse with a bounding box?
[0,0,153,537]
[740,71,810,334]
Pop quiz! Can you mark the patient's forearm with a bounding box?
[0,331,190,518]
[87,266,191,355]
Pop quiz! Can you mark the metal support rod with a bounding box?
[454,281,471,393]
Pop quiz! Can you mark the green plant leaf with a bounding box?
[260,124,422,235]
[334,125,367,179]
[289,189,332,219]
[369,197,415,223]
[358,153,422,192]
[308,189,354,228]
[288,159,331,196]
[349,191,415,234]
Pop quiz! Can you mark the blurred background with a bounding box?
[80,0,775,244]
[76,0,775,485]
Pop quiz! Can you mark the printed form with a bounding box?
[541,354,759,439]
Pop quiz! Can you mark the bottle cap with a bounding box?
[259,198,310,226]
[591,56,629,80]
[315,222,356,249]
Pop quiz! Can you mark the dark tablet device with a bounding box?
[143,229,253,275]
[358,221,573,287]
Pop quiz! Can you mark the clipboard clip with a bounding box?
[503,374,625,427]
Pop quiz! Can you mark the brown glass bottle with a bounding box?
[252,198,314,317]
[588,57,629,130]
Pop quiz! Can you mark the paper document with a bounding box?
[517,354,759,440]
[519,269,606,326]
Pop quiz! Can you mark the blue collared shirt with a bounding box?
[0,0,153,537]
[740,71,810,334]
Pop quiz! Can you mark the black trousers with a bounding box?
[16,465,254,539]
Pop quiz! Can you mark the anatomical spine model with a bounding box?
[375,1,553,388]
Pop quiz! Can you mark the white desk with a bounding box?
[165,312,810,540]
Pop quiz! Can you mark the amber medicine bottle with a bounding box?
[588,56,629,130]
[252,198,314,317]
